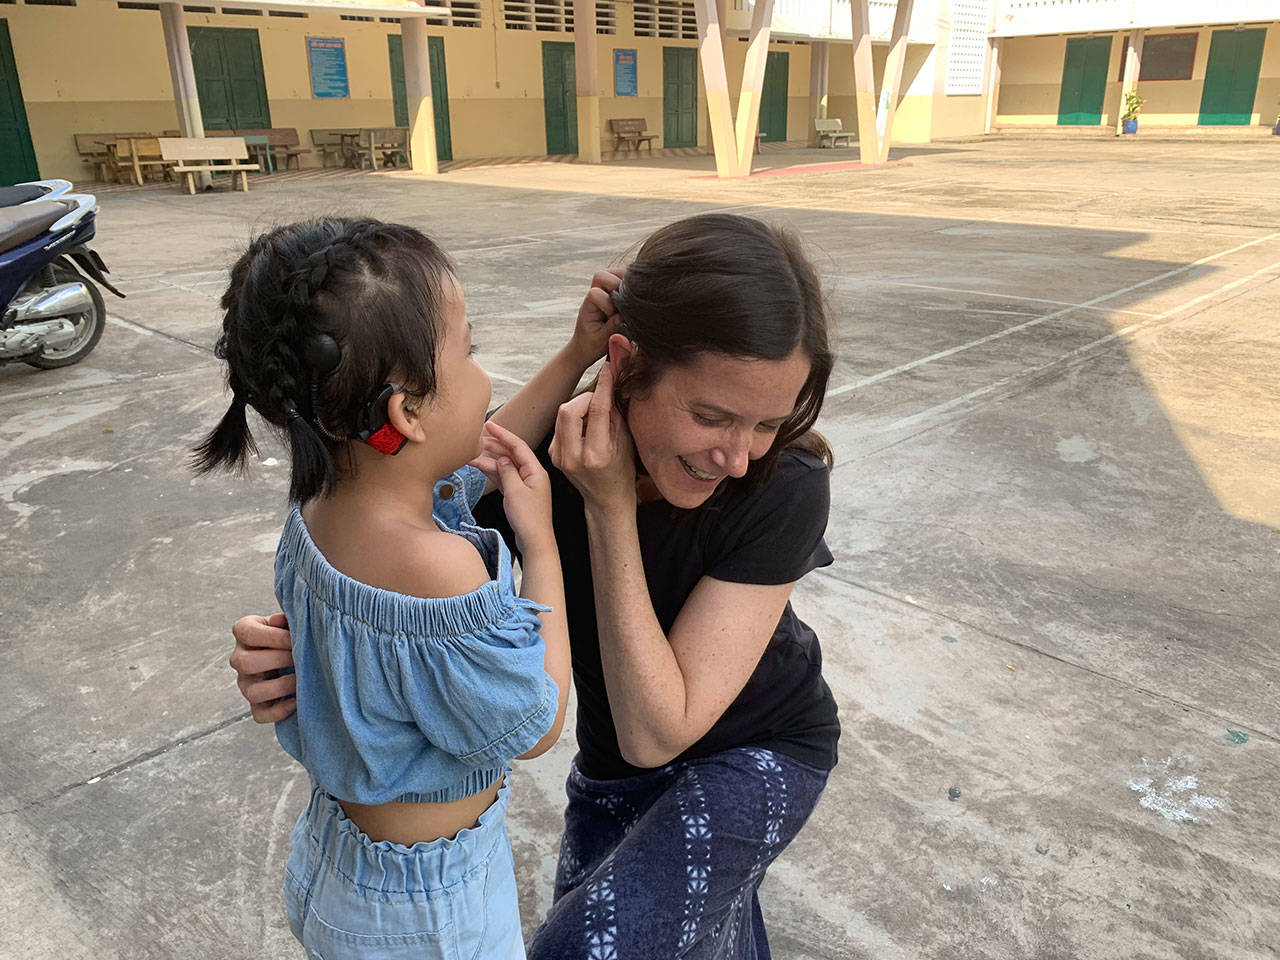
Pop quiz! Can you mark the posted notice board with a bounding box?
[308,37,350,99]
[614,49,637,97]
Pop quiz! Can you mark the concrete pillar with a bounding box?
[402,17,440,175]
[732,0,774,171]
[874,0,914,163]
[160,3,208,187]
[693,0,739,178]
[808,40,830,145]
[850,0,879,164]
[984,36,1003,134]
[573,0,601,162]
[1117,28,1144,134]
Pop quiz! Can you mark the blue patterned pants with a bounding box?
[528,747,829,960]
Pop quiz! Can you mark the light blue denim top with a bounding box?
[273,465,558,805]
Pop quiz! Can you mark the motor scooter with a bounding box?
[0,178,124,369]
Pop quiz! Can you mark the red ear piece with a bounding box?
[356,382,407,455]
[364,423,408,455]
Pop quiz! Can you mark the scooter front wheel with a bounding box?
[24,265,106,369]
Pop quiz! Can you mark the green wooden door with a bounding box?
[759,50,789,142]
[389,34,408,128]
[542,41,577,155]
[1057,35,1111,125]
[1199,28,1266,125]
[0,20,38,185]
[188,26,270,130]
[388,35,452,161]
[662,47,697,148]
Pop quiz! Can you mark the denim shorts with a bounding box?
[284,772,525,960]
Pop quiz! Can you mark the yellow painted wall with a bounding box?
[997,24,1280,126]
[8,0,831,179]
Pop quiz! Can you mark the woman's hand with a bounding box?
[229,613,297,723]
[566,269,625,369]
[470,420,555,552]
[550,360,637,513]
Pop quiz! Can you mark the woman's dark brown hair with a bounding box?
[610,213,834,488]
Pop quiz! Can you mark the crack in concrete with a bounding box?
[2,711,250,815]
[810,566,1278,744]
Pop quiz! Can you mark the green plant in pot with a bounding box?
[1121,91,1144,134]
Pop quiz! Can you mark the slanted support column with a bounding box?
[732,0,774,171]
[1117,28,1144,134]
[984,36,1003,134]
[402,17,440,175]
[573,0,601,162]
[874,0,913,163]
[808,40,830,145]
[160,3,208,188]
[850,0,879,163]
[693,0,739,178]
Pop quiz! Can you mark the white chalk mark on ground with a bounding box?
[824,231,1280,400]
[1127,756,1226,824]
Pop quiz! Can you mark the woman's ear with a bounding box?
[386,391,427,444]
[606,333,635,371]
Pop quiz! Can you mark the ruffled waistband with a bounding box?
[303,772,511,893]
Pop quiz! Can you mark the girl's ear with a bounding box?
[386,391,427,444]
[606,333,635,371]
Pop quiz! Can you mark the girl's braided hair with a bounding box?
[193,217,456,503]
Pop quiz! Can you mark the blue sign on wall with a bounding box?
[308,37,350,99]
[614,49,637,98]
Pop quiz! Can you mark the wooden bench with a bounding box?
[815,118,853,148]
[609,118,656,154]
[358,127,409,169]
[310,128,362,168]
[74,132,150,182]
[116,137,173,185]
[267,128,312,170]
[158,137,260,194]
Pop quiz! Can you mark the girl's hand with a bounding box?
[229,613,297,723]
[566,269,625,369]
[469,420,555,552]
[550,360,637,513]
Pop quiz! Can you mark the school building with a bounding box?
[1,0,1277,185]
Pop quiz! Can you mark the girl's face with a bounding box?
[622,348,812,509]
[423,278,491,468]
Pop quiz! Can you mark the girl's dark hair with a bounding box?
[611,213,834,488]
[192,217,456,503]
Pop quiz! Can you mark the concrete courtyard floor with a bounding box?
[2,139,1277,959]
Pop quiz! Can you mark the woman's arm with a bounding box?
[487,269,622,452]
[584,508,796,768]
[550,364,795,769]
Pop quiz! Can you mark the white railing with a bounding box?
[725,0,941,43]
[994,0,1280,36]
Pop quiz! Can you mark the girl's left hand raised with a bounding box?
[550,360,637,512]
[566,269,625,369]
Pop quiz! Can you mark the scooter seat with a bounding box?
[0,200,65,256]
[0,184,48,208]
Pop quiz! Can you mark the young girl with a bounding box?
[194,217,589,959]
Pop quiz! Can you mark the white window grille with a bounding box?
[596,0,616,34]
[436,0,482,27]
[504,0,574,31]
[945,0,991,95]
[634,0,696,39]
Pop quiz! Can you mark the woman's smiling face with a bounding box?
[620,347,812,509]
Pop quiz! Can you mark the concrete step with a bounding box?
[992,124,1277,140]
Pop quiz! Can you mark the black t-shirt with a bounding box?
[473,445,840,781]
